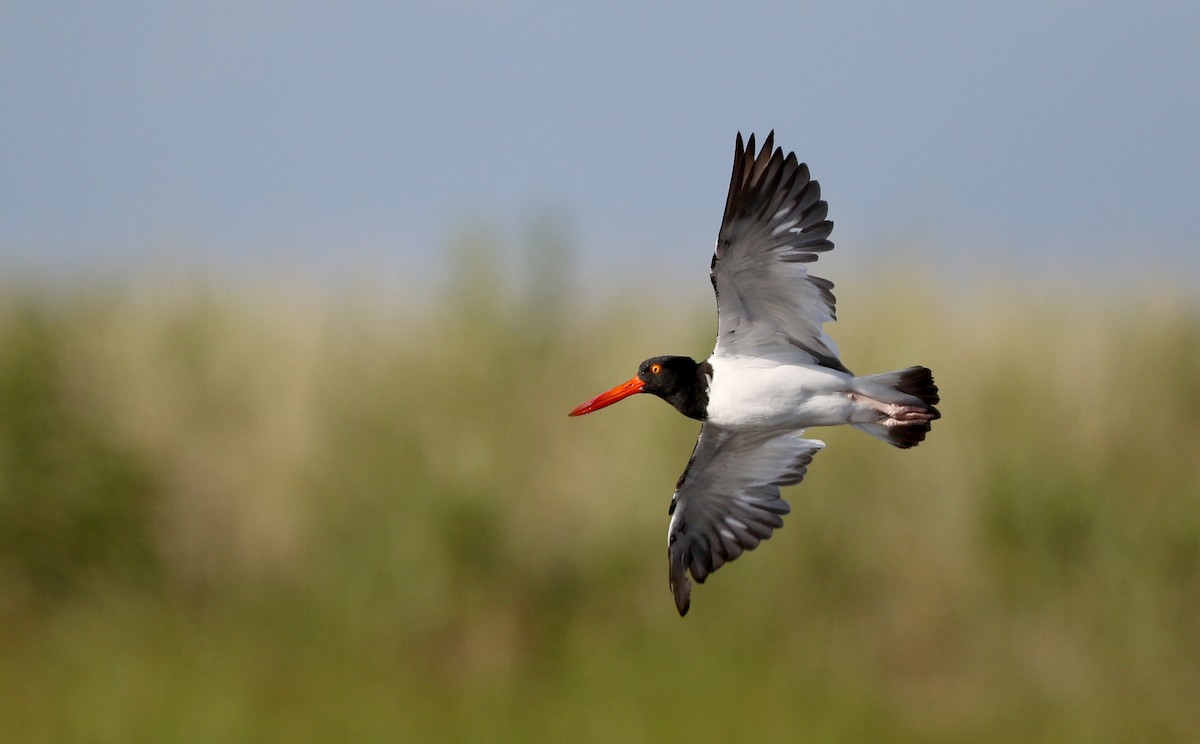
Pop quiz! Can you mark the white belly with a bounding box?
[704,356,857,430]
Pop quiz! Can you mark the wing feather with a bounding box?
[712,132,843,367]
[667,424,824,615]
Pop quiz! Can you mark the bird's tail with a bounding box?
[851,366,941,449]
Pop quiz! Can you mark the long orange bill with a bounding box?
[568,376,645,417]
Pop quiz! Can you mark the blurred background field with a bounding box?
[5,5,1200,741]
[1,243,1197,742]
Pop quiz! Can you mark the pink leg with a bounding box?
[848,393,935,427]
[883,405,937,427]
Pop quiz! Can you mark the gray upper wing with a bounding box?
[711,132,846,370]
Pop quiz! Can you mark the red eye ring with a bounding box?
[650,363,662,375]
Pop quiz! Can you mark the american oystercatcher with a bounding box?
[569,132,940,616]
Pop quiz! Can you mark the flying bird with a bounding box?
[568,132,941,616]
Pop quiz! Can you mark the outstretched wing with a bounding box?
[667,424,824,615]
[711,131,846,371]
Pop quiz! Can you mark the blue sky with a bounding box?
[3,2,1198,286]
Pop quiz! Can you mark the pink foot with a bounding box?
[884,404,936,427]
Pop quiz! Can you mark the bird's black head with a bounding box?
[637,355,709,421]
[569,355,709,421]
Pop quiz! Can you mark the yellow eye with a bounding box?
[649,363,662,375]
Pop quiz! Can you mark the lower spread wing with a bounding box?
[711,132,846,371]
[667,424,824,616]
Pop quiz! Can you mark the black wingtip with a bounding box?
[669,551,692,616]
[672,580,691,614]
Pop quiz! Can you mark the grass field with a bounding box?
[1,259,1197,742]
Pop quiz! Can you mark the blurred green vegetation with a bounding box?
[1,246,1198,742]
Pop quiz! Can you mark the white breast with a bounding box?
[704,355,856,430]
